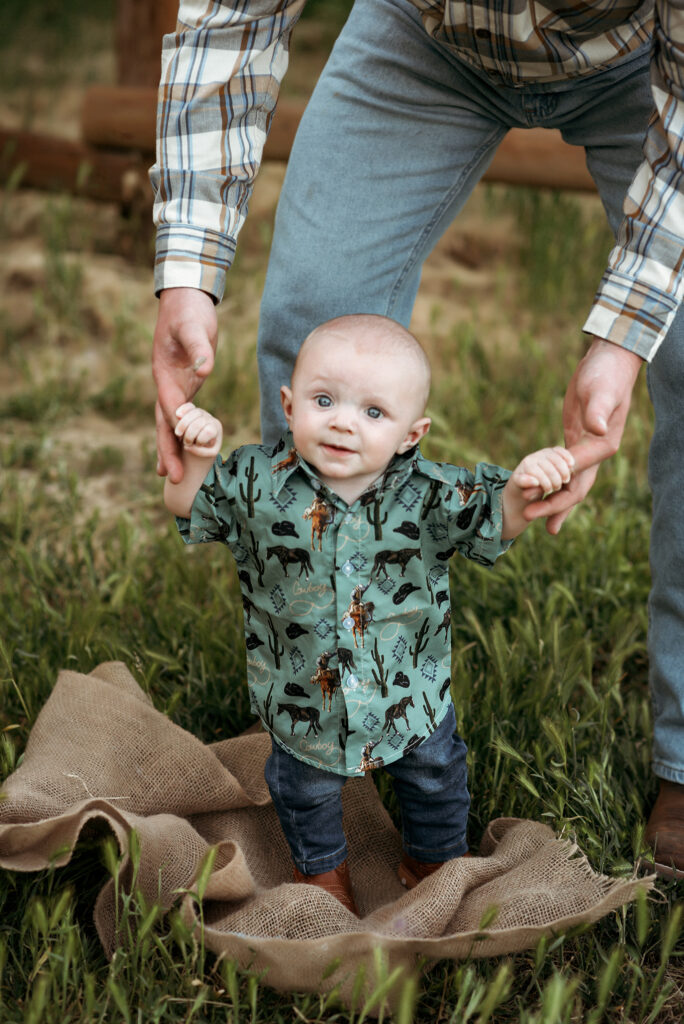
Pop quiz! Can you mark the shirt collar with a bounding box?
[269,431,452,502]
[269,433,306,497]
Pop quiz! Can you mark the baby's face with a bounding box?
[280,329,430,504]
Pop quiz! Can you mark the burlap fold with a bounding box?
[0,662,652,1006]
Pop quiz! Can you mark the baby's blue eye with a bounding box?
[315,395,332,408]
[367,407,383,419]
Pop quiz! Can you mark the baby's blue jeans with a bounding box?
[257,0,684,786]
[265,704,469,874]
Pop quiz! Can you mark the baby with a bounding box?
[164,314,573,915]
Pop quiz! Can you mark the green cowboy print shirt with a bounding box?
[177,434,512,776]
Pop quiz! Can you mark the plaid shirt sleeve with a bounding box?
[150,0,306,301]
[584,0,684,361]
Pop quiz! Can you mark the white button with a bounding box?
[341,560,354,576]
[344,512,353,523]
[346,674,359,690]
[342,616,354,630]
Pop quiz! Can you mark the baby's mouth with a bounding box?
[322,442,355,455]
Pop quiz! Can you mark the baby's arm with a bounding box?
[501,447,574,540]
[163,403,223,519]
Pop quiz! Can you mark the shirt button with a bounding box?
[344,512,353,523]
[342,616,355,630]
[475,27,491,39]
[346,674,359,689]
[341,560,354,576]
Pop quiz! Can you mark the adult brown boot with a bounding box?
[644,779,684,879]
[293,859,359,915]
[397,851,471,890]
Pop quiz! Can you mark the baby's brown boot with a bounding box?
[398,851,470,890]
[645,779,684,878]
[293,859,359,915]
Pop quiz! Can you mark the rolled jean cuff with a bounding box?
[292,841,349,877]
[402,836,469,863]
[652,762,684,786]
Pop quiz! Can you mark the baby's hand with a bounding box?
[511,446,575,499]
[174,402,223,458]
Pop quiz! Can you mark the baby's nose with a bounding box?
[331,406,355,430]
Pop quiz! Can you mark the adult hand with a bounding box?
[524,337,643,535]
[153,288,218,482]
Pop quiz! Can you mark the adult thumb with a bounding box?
[582,391,609,436]
[175,319,216,378]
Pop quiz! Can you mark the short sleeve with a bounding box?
[444,462,513,567]
[175,451,240,546]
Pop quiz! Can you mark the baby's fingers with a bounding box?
[548,446,575,479]
[182,415,215,446]
[524,447,574,495]
[174,405,200,433]
[540,459,566,494]
[174,405,207,442]
[513,462,558,494]
[175,402,196,419]
[515,472,544,490]
[541,448,575,495]
[194,421,220,447]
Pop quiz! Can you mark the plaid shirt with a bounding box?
[176,434,511,774]
[151,0,684,361]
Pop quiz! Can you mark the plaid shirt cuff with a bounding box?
[153,225,234,300]
[583,267,680,362]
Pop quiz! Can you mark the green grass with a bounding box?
[1,312,682,1020]
[1,6,683,1017]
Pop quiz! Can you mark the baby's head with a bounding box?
[280,314,431,503]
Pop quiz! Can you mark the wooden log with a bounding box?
[81,86,307,164]
[82,86,156,152]
[263,98,305,163]
[81,85,596,191]
[485,126,595,192]
[116,0,179,87]
[0,128,151,205]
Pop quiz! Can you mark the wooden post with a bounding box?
[116,0,179,87]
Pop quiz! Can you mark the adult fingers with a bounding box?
[156,400,183,482]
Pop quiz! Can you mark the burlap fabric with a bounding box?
[0,662,652,1007]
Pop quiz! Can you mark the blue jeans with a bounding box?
[257,0,684,785]
[264,704,469,874]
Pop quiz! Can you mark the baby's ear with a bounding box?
[280,385,294,426]
[397,417,431,453]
